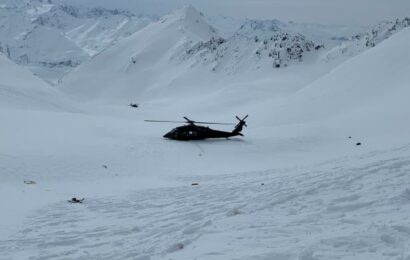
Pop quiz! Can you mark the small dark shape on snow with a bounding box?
[261,183,265,186]
[102,164,108,169]
[24,180,36,185]
[356,142,362,146]
[191,183,199,186]
[348,136,352,139]
[69,198,84,203]
[227,208,241,216]
[130,103,139,108]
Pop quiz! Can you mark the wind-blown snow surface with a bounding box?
[1,9,410,260]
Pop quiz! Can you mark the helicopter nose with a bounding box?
[163,132,172,139]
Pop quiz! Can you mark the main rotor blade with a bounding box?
[145,119,235,125]
[145,120,188,123]
[183,116,234,125]
[194,121,235,125]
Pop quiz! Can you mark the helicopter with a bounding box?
[145,115,248,141]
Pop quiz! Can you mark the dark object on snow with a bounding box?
[348,136,352,139]
[191,183,199,186]
[130,103,139,108]
[261,183,265,186]
[356,142,362,146]
[24,180,36,185]
[145,115,248,141]
[68,198,84,203]
[102,165,108,169]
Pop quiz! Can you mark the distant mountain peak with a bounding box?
[159,5,218,41]
[182,4,201,17]
[170,4,202,20]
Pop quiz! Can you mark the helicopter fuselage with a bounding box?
[163,124,242,141]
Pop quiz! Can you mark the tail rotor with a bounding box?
[232,115,248,135]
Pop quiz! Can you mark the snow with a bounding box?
[0,53,72,110]
[26,4,54,16]
[273,27,410,123]
[61,5,329,104]
[1,5,410,260]
[322,17,410,65]
[0,0,153,83]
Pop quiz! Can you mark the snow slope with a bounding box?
[62,6,328,105]
[0,0,152,83]
[62,5,219,101]
[270,27,410,140]
[1,145,410,260]
[0,53,71,110]
[35,4,152,56]
[322,17,410,64]
[1,6,410,260]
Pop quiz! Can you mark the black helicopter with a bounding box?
[145,115,248,141]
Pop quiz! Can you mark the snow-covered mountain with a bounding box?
[323,17,410,63]
[2,3,410,260]
[2,16,410,260]
[269,27,410,139]
[33,4,152,55]
[62,6,328,103]
[0,0,152,84]
[179,19,324,71]
[61,5,220,101]
[207,16,367,46]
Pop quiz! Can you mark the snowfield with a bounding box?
[1,5,410,260]
[2,145,410,260]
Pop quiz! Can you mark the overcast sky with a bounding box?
[63,0,410,26]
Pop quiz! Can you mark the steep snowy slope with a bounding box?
[250,27,410,153]
[0,53,71,110]
[227,18,361,47]
[17,25,89,81]
[34,4,152,55]
[181,19,324,71]
[276,27,410,121]
[62,6,327,104]
[323,17,410,64]
[0,1,87,83]
[0,0,152,83]
[62,5,219,101]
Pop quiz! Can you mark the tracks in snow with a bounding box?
[1,146,410,260]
